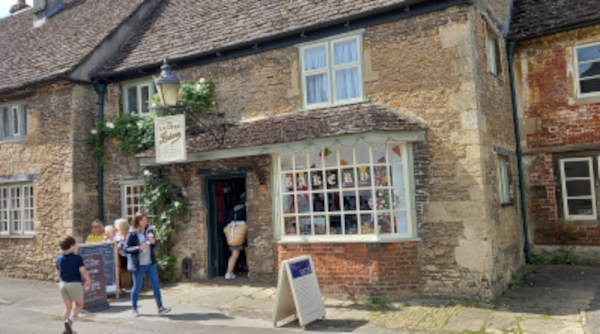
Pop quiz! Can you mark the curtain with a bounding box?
[334,39,359,100]
[305,46,328,104]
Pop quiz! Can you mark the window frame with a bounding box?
[574,42,600,98]
[274,140,418,243]
[122,78,156,117]
[0,183,35,236]
[120,180,145,222]
[559,157,597,220]
[298,30,366,111]
[0,102,27,141]
[498,155,511,204]
[487,33,499,75]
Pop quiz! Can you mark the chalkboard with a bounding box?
[78,241,120,298]
[273,256,325,330]
[82,253,109,312]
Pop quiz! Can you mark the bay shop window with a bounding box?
[275,141,417,242]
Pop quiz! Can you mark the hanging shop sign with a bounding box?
[273,255,325,330]
[155,114,187,163]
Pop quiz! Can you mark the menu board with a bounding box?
[82,254,109,312]
[78,241,119,298]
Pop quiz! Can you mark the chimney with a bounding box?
[9,0,31,15]
[33,0,64,21]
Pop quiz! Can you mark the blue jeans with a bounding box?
[131,264,163,310]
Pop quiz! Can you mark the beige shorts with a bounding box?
[59,282,83,302]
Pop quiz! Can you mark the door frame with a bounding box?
[205,173,246,278]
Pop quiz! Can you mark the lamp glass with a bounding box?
[156,82,180,107]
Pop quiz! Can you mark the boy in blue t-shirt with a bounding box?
[56,236,91,334]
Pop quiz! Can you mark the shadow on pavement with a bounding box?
[279,319,368,332]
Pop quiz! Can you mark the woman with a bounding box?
[124,212,171,317]
[114,219,131,290]
[225,193,249,280]
[85,220,105,243]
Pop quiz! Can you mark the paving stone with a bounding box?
[520,319,585,334]
[486,313,519,334]
[443,308,490,332]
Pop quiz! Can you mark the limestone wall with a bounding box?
[0,82,98,280]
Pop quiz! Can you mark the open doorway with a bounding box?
[206,175,247,278]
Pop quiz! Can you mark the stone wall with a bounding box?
[100,4,520,299]
[0,82,98,280]
[514,24,600,260]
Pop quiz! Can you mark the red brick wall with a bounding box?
[529,153,558,222]
[274,242,419,298]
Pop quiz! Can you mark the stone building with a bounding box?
[508,0,600,261]
[1,0,525,300]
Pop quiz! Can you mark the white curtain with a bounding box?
[305,46,328,104]
[334,40,359,100]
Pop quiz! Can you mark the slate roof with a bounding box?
[100,0,417,76]
[0,0,146,94]
[508,0,600,40]
[137,103,427,158]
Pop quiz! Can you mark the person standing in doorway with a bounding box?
[225,192,250,280]
[124,211,171,317]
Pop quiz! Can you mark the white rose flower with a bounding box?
[126,124,131,128]
[195,84,202,92]
[106,122,115,129]
[151,102,158,108]
[137,122,143,129]
[212,101,216,105]
[199,78,206,84]
[174,201,180,208]
[144,170,151,176]
[90,129,98,135]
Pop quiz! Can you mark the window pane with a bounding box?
[335,67,360,100]
[328,192,340,212]
[313,193,325,212]
[330,216,342,234]
[22,105,27,136]
[325,169,339,189]
[580,78,600,94]
[355,142,370,164]
[140,86,150,114]
[360,214,374,234]
[394,211,408,234]
[282,173,294,193]
[372,144,386,163]
[296,172,309,191]
[285,217,297,235]
[566,180,591,197]
[12,107,19,135]
[344,215,358,235]
[375,189,390,210]
[568,199,595,216]
[304,45,327,70]
[579,63,600,78]
[127,86,138,114]
[309,147,323,169]
[373,166,389,187]
[311,171,324,190]
[578,45,600,62]
[280,151,294,171]
[295,149,308,170]
[334,39,358,65]
[358,190,373,210]
[487,36,497,74]
[314,216,326,235]
[324,145,337,167]
[357,166,372,187]
[306,74,329,104]
[2,108,9,137]
[297,194,310,214]
[564,161,590,178]
[392,188,406,210]
[299,217,312,235]
[283,195,295,214]
[339,145,353,166]
[341,168,355,188]
[390,165,404,187]
[343,191,357,210]
[378,213,392,234]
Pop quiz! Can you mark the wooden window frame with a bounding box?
[574,42,600,98]
[0,103,27,141]
[559,157,597,220]
[122,78,156,117]
[0,183,35,236]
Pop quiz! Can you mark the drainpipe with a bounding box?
[507,41,532,263]
[95,83,106,222]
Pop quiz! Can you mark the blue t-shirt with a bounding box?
[56,253,84,283]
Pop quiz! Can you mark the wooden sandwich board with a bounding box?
[273,256,325,330]
[78,241,120,299]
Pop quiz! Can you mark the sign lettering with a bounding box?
[155,114,187,163]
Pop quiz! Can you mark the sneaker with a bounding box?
[225,273,236,280]
[64,320,73,334]
[158,307,171,316]
[247,272,251,278]
[132,309,140,318]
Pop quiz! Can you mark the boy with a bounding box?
[56,236,91,334]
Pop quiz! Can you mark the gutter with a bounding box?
[507,41,532,263]
[95,83,106,222]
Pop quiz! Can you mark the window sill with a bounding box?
[0,137,27,143]
[273,235,421,244]
[501,201,514,207]
[0,235,35,239]
[299,99,370,112]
